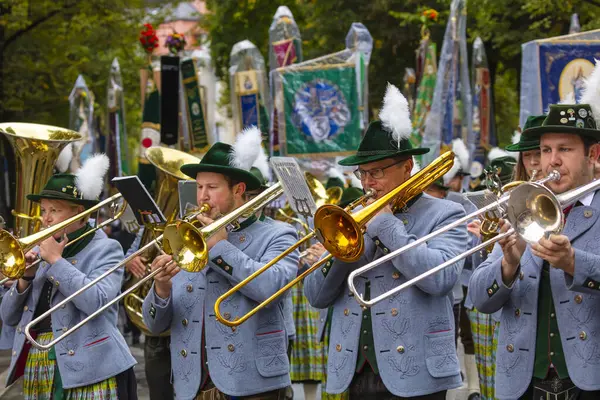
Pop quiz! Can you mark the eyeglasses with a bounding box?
[354,161,403,180]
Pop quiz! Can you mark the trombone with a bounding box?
[214,151,455,327]
[0,200,126,286]
[24,182,285,350]
[346,171,565,308]
[0,193,125,281]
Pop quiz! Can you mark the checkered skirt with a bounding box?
[468,309,500,400]
[24,332,118,400]
[290,282,325,382]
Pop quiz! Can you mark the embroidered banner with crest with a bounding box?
[276,64,361,157]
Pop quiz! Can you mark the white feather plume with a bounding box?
[75,153,109,200]
[580,58,600,126]
[512,131,521,145]
[252,145,271,181]
[411,160,421,175]
[55,143,73,173]
[559,92,576,105]
[327,166,346,182]
[487,147,513,163]
[349,172,362,188]
[231,126,262,171]
[443,139,470,184]
[452,138,469,172]
[378,83,412,144]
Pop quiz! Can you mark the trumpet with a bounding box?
[24,183,285,350]
[0,193,125,280]
[346,171,567,308]
[0,200,127,286]
[214,151,455,327]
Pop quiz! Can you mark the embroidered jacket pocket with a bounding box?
[254,330,289,377]
[424,331,460,378]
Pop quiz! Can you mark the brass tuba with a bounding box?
[122,146,201,337]
[0,123,82,237]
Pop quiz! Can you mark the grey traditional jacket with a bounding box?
[0,230,136,389]
[469,191,600,399]
[0,286,15,350]
[305,194,467,397]
[142,218,298,399]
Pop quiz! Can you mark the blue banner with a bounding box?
[539,42,600,109]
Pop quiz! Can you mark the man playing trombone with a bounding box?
[304,85,468,399]
[469,102,600,399]
[0,154,137,400]
[142,128,298,400]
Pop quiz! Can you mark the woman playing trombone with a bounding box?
[0,155,137,400]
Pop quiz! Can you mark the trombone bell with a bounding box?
[507,181,562,244]
[314,204,363,263]
[163,220,207,273]
[0,230,25,279]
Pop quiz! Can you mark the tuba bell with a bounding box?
[0,123,82,237]
[122,146,201,337]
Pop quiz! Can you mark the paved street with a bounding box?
[0,343,471,399]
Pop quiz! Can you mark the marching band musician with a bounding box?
[507,116,544,183]
[0,154,137,400]
[469,103,600,399]
[142,128,298,400]
[463,117,541,400]
[425,137,482,400]
[305,84,468,399]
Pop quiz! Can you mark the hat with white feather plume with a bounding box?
[249,137,272,191]
[338,83,429,166]
[325,166,346,189]
[28,153,110,208]
[180,126,263,191]
[443,138,470,185]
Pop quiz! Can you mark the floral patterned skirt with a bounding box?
[23,332,118,400]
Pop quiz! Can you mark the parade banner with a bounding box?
[520,29,600,126]
[421,0,472,166]
[181,58,209,152]
[471,37,495,177]
[277,64,361,157]
[230,40,271,145]
[69,75,96,171]
[107,58,129,179]
[410,42,436,154]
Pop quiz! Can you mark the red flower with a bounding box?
[139,23,159,54]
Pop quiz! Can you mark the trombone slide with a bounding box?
[363,229,514,307]
[347,171,561,308]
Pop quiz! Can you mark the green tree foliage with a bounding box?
[203,0,600,147]
[0,0,172,168]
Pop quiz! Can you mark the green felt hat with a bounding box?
[338,121,429,166]
[431,178,450,191]
[27,174,99,208]
[326,177,345,190]
[180,142,262,191]
[523,104,600,140]
[505,115,544,152]
[469,156,517,191]
[250,166,269,191]
[338,187,364,208]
